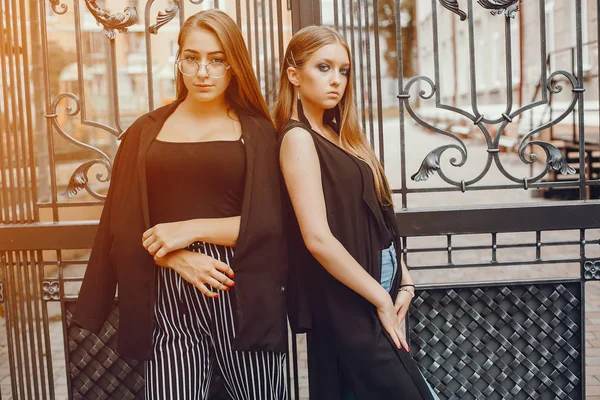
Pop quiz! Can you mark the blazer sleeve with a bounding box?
[71,130,130,333]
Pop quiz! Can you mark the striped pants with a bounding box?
[145,242,287,400]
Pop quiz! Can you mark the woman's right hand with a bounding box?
[153,250,235,298]
[377,299,409,351]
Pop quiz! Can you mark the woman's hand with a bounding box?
[153,249,235,298]
[143,221,196,258]
[394,290,413,351]
[377,299,409,351]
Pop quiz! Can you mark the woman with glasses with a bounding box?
[73,10,288,400]
[275,26,439,399]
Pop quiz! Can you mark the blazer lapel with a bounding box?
[136,100,182,229]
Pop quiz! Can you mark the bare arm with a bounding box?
[280,128,406,349]
[142,216,240,258]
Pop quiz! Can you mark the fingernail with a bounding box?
[407,347,411,352]
[232,274,235,279]
[214,294,219,298]
[398,345,402,349]
[231,282,235,287]
[226,287,230,291]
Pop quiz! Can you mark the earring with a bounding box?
[297,91,300,100]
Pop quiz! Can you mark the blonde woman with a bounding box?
[275,26,438,400]
[74,10,287,400]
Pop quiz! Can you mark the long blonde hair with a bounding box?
[273,26,392,205]
[176,10,273,125]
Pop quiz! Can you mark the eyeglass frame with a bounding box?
[176,57,232,79]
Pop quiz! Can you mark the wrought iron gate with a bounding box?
[0,0,598,399]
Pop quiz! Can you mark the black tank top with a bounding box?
[146,138,246,225]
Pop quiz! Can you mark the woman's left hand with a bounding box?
[143,221,196,258]
[394,290,413,331]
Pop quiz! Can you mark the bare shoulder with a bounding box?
[281,126,315,150]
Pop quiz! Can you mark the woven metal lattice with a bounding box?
[410,282,582,400]
[66,302,146,400]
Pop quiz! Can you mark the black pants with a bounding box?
[145,242,287,400]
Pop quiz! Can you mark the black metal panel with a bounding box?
[66,302,145,400]
[410,281,582,400]
[396,201,600,237]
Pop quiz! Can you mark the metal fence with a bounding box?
[0,0,599,399]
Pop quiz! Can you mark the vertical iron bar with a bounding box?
[0,0,12,223]
[1,251,19,399]
[341,0,347,36]
[261,0,269,101]
[246,0,253,69]
[30,251,48,400]
[1,0,20,223]
[356,0,367,131]
[7,0,25,222]
[7,251,25,399]
[236,0,242,26]
[253,1,261,88]
[395,0,407,208]
[572,48,577,144]
[109,40,122,132]
[22,251,41,399]
[538,0,548,103]
[10,0,30,222]
[536,231,541,261]
[466,0,480,117]
[575,0,586,200]
[214,0,219,9]
[371,0,385,167]
[276,0,284,60]
[348,0,357,109]
[446,235,452,264]
[503,15,513,116]
[17,0,36,222]
[491,233,497,263]
[333,0,339,29]
[144,1,156,111]
[362,0,374,146]
[268,0,276,106]
[40,0,59,223]
[39,250,55,400]
[14,251,32,399]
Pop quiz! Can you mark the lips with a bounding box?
[327,91,340,97]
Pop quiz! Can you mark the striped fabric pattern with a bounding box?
[145,242,287,400]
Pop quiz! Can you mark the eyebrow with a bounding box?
[182,49,225,56]
[319,58,350,67]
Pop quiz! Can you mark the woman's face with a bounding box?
[179,27,233,103]
[293,42,350,110]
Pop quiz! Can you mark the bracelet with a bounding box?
[400,284,415,288]
[398,287,415,298]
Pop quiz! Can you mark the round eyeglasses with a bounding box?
[176,58,231,79]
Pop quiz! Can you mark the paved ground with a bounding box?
[0,119,598,399]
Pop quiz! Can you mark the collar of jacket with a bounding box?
[135,98,259,230]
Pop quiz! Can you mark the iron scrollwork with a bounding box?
[149,1,180,34]
[584,261,600,280]
[84,0,139,40]
[46,93,113,200]
[478,0,522,18]
[48,0,68,15]
[438,0,522,20]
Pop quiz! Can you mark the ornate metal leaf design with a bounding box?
[149,2,179,34]
[438,0,467,21]
[84,0,139,40]
[527,141,576,175]
[63,160,111,199]
[477,0,522,18]
[412,148,443,182]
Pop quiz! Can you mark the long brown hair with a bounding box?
[175,10,272,125]
[273,26,392,205]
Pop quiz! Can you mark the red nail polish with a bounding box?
[398,345,402,349]
[232,274,235,279]
[231,282,235,287]
[226,287,230,291]
[407,347,411,352]
[214,294,219,298]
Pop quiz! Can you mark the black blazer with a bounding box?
[72,100,288,360]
